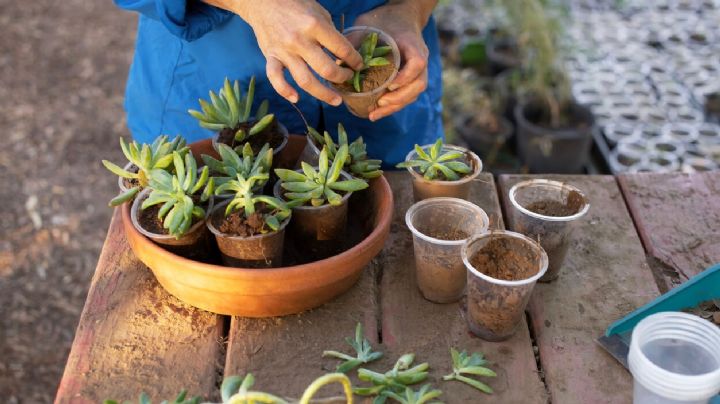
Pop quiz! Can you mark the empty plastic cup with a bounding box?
[508,179,589,282]
[405,198,489,303]
[629,312,720,404]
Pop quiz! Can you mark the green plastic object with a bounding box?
[605,262,720,337]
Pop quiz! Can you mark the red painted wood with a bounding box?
[380,173,547,404]
[618,172,720,291]
[55,211,225,403]
[499,175,660,404]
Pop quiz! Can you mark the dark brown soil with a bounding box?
[469,237,540,281]
[333,54,397,93]
[213,205,273,237]
[425,228,469,241]
[524,190,584,217]
[121,164,140,189]
[217,118,285,153]
[138,203,201,235]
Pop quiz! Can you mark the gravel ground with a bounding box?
[0,1,136,402]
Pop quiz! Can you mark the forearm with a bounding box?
[388,0,438,31]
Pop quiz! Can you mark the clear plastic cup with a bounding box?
[405,198,489,303]
[508,180,589,282]
[461,231,548,341]
[629,312,720,404]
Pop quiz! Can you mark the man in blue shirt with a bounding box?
[115,0,442,165]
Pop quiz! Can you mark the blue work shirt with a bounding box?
[115,0,443,166]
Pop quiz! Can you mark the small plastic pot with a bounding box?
[629,312,720,404]
[403,144,483,202]
[273,170,353,259]
[405,198,489,303]
[455,114,514,161]
[462,230,548,341]
[117,162,139,193]
[508,180,590,282]
[131,188,213,260]
[295,134,321,168]
[206,199,288,268]
[337,26,401,118]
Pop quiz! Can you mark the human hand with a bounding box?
[233,0,363,105]
[355,2,432,121]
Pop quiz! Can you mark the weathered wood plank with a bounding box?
[618,172,720,291]
[499,175,659,404]
[56,210,225,404]
[223,256,380,399]
[379,172,547,404]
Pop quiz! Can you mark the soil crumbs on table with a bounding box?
[0,1,137,402]
[525,190,584,217]
[470,237,540,281]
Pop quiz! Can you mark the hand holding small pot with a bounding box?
[355,1,432,121]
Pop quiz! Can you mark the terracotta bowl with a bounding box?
[121,135,394,317]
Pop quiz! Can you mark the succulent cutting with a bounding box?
[188,77,275,144]
[275,144,368,207]
[215,172,291,233]
[396,139,473,181]
[323,322,383,373]
[348,32,392,92]
[141,151,214,238]
[442,348,496,394]
[102,135,188,206]
[308,123,383,179]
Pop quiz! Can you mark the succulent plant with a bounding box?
[442,348,496,394]
[202,143,272,189]
[141,151,214,238]
[383,385,443,404]
[188,77,275,143]
[396,139,473,181]
[215,172,291,233]
[323,322,383,373]
[308,123,383,179]
[103,390,199,404]
[354,353,432,401]
[102,135,188,206]
[348,32,392,92]
[275,145,369,207]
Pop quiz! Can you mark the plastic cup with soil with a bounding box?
[508,180,589,282]
[402,144,483,202]
[295,132,321,169]
[273,170,354,261]
[130,188,214,261]
[212,119,289,167]
[405,197,489,303]
[118,162,140,194]
[462,230,548,341]
[206,199,289,268]
[332,26,400,118]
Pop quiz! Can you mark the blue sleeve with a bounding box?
[114,0,233,41]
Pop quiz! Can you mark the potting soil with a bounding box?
[214,206,273,237]
[217,119,285,152]
[333,54,397,93]
[469,237,540,281]
[524,190,584,217]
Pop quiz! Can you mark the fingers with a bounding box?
[369,70,427,121]
[300,43,355,83]
[316,28,363,70]
[389,39,428,91]
[266,56,299,103]
[284,55,342,106]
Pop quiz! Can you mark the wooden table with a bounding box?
[56,172,720,404]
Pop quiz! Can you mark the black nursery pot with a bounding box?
[514,100,594,174]
[486,35,520,76]
[455,114,514,160]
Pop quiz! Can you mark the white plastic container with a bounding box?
[629,312,720,404]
